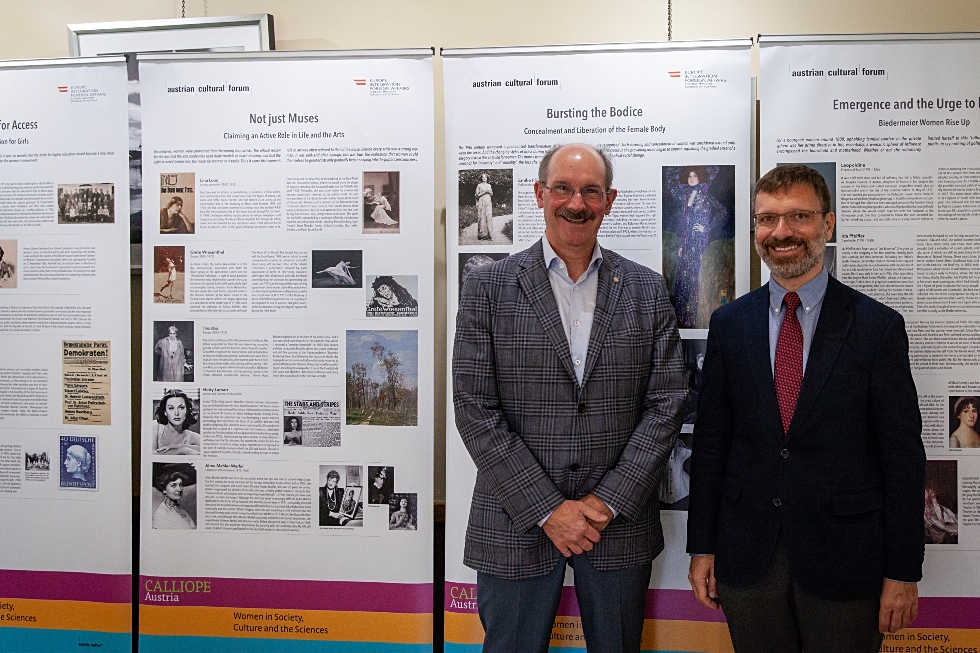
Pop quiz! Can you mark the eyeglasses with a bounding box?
[753,210,826,230]
[543,184,608,204]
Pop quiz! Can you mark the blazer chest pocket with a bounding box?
[833,487,883,515]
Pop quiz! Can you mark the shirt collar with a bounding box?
[768,265,829,314]
[542,235,603,273]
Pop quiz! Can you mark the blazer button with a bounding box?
[781,449,790,459]
[578,403,587,413]
[570,463,580,472]
[773,497,782,507]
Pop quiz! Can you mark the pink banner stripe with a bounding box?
[0,569,131,604]
[140,576,432,613]
[446,585,980,630]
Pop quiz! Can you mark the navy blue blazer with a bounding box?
[687,276,925,601]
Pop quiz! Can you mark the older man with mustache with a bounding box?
[453,143,687,653]
[688,164,925,653]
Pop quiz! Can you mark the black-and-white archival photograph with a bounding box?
[924,459,958,545]
[363,171,400,234]
[458,168,513,245]
[682,339,707,426]
[388,492,418,530]
[283,416,303,446]
[152,321,194,383]
[153,245,185,303]
[312,250,363,288]
[366,275,419,317]
[57,183,115,224]
[160,172,195,234]
[25,451,50,471]
[152,387,201,455]
[318,464,364,527]
[0,240,17,289]
[151,462,198,530]
[367,466,394,505]
[458,252,509,300]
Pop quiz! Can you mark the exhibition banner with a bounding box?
[442,41,752,651]
[138,50,434,651]
[760,33,980,648]
[0,58,132,651]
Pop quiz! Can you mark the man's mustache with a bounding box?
[761,235,805,250]
[556,207,596,224]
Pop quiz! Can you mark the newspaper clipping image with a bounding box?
[283,400,341,447]
[62,340,111,425]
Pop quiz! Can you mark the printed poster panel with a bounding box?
[443,41,752,651]
[138,51,434,652]
[760,34,980,647]
[0,58,132,651]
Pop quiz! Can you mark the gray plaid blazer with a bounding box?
[453,239,687,579]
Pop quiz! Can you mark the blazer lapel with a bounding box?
[516,241,578,384]
[744,285,783,439]
[785,278,854,441]
[581,249,622,387]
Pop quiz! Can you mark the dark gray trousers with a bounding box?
[717,531,883,653]
[477,553,652,653]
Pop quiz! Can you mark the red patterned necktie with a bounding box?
[774,291,803,434]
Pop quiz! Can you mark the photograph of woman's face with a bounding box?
[399,497,409,510]
[165,477,184,502]
[377,284,393,299]
[165,396,187,428]
[959,402,978,428]
[289,418,299,431]
[326,476,338,490]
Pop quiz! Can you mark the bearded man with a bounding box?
[687,164,926,653]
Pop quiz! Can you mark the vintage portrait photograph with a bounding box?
[59,435,96,490]
[949,395,980,449]
[151,462,198,530]
[777,161,837,244]
[153,245,185,303]
[57,183,115,224]
[388,492,418,531]
[682,339,708,426]
[25,451,50,471]
[366,275,419,317]
[159,172,195,234]
[0,239,17,289]
[283,416,303,446]
[346,330,419,426]
[318,464,364,527]
[924,460,958,545]
[312,249,363,288]
[152,321,194,383]
[151,387,201,455]
[662,165,736,329]
[363,171,400,234]
[458,252,509,301]
[458,168,514,245]
[367,466,394,505]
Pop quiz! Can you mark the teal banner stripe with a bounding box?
[0,627,131,653]
[139,634,432,652]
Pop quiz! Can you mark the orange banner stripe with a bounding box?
[0,598,130,633]
[446,613,736,651]
[139,605,432,644]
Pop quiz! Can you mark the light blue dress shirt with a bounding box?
[542,235,602,387]
[767,266,829,375]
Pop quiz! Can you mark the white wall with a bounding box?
[4,0,979,501]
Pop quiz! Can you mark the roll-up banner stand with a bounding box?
[443,40,753,651]
[759,32,980,648]
[0,56,132,652]
[137,49,435,652]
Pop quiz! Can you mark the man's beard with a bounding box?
[555,207,596,224]
[756,229,826,280]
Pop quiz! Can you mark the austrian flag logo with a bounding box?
[57,85,68,93]
[354,79,367,86]
[668,71,681,78]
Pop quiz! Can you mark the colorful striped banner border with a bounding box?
[0,627,131,653]
[140,635,432,652]
[446,583,980,629]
